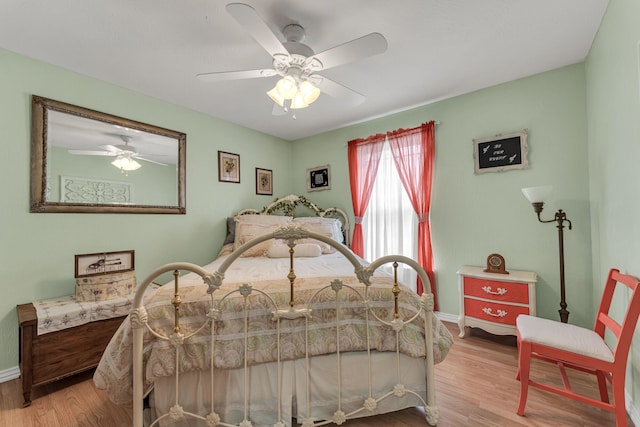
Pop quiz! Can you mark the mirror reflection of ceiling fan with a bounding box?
[68,135,168,172]
[196,3,388,114]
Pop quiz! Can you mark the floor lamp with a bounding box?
[521,186,572,323]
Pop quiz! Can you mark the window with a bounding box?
[362,140,418,292]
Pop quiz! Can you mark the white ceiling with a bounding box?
[1,0,609,141]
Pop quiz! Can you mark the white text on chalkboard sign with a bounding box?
[473,130,529,174]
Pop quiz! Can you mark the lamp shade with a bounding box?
[290,92,309,109]
[266,87,285,106]
[521,186,552,203]
[299,80,320,104]
[275,76,297,99]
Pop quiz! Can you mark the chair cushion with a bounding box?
[516,315,614,363]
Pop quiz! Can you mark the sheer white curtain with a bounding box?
[362,140,418,292]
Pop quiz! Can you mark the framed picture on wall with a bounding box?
[218,151,240,183]
[75,250,135,278]
[307,165,331,192]
[472,129,529,174]
[255,168,273,195]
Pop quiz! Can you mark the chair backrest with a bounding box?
[594,268,640,361]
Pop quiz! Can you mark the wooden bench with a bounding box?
[17,302,126,407]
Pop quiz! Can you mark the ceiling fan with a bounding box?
[68,135,168,171]
[196,3,388,112]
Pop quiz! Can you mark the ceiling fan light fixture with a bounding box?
[299,80,320,104]
[290,92,309,109]
[275,75,298,99]
[268,78,320,110]
[266,87,285,107]
[112,156,141,171]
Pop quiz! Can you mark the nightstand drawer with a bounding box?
[464,298,530,326]
[464,277,529,304]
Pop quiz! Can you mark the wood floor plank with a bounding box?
[0,321,631,426]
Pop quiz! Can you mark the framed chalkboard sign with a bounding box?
[473,130,528,174]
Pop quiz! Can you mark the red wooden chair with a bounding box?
[515,268,640,426]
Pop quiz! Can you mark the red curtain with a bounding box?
[347,134,386,257]
[387,122,437,308]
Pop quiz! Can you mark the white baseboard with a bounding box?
[0,366,20,383]
[435,311,458,324]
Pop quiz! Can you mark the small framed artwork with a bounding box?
[473,129,529,174]
[75,250,135,278]
[218,151,240,183]
[307,164,331,192]
[255,168,273,195]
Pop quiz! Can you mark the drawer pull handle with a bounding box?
[482,307,507,318]
[482,286,507,295]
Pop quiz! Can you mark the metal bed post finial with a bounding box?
[171,269,181,333]
[288,246,296,307]
[392,261,400,319]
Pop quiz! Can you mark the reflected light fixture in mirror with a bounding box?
[521,185,572,323]
[112,156,142,172]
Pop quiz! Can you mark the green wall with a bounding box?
[0,48,292,372]
[585,0,640,417]
[292,64,593,326]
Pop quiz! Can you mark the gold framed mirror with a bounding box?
[31,96,186,214]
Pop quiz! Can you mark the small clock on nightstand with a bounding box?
[484,253,509,274]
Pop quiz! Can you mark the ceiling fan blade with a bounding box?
[226,3,289,58]
[68,150,115,156]
[317,77,366,106]
[309,33,388,71]
[134,156,168,166]
[113,144,137,153]
[197,69,277,83]
[271,102,287,116]
[99,144,121,153]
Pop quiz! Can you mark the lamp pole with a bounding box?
[532,202,572,323]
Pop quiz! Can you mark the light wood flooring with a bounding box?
[0,322,632,426]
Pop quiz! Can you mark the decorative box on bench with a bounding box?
[74,250,136,302]
[75,270,137,302]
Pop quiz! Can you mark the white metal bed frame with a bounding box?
[130,198,438,427]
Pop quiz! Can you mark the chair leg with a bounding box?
[596,370,609,403]
[516,340,532,416]
[611,375,627,427]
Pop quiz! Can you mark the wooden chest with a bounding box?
[457,265,537,338]
[17,303,126,406]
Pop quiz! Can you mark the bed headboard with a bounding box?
[236,194,351,247]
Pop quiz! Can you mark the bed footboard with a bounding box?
[131,226,441,427]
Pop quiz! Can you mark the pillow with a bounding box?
[235,214,292,225]
[292,217,343,241]
[291,217,343,253]
[233,221,286,257]
[217,243,234,258]
[267,242,322,258]
[223,217,236,245]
